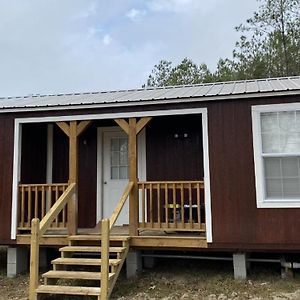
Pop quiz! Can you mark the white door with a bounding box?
[102,130,129,225]
[97,127,146,225]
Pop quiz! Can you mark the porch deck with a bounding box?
[17,225,207,249]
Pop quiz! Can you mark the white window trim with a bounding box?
[11,108,212,243]
[252,102,300,208]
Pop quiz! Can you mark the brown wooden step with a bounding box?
[52,257,121,266]
[42,270,114,280]
[36,285,101,296]
[59,246,126,253]
[68,235,130,241]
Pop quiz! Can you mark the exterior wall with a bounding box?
[21,123,47,183]
[146,114,203,180]
[208,96,300,250]
[1,96,300,250]
[0,114,15,244]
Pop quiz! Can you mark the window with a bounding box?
[110,137,128,180]
[252,104,300,207]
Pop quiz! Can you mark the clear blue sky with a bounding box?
[0,0,259,97]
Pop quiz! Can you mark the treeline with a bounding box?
[146,0,300,87]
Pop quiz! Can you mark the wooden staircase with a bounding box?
[35,234,130,299]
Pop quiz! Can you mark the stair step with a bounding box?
[42,270,114,280]
[36,285,101,296]
[59,246,126,253]
[52,257,121,266]
[68,235,130,241]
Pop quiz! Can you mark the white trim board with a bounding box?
[11,108,213,243]
[252,102,300,208]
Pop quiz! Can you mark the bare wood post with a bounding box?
[101,219,110,300]
[29,218,40,300]
[68,121,78,235]
[128,118,138,236]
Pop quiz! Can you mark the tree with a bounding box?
[145,0,300,86]
[146,60,173,87]
[146,58,213,87]
[233,0,300,78]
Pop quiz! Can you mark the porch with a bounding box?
[12,113,210,299]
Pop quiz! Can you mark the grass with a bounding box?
[1,247,300,299]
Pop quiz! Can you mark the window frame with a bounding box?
[252,102,300,208]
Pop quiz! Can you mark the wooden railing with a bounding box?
[100,181,133,299]
[29,183,76,299]
[18,183,69,231]
[137,181,205,232]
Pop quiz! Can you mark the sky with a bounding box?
[0,0,259,97]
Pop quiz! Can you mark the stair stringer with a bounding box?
[107,240,130,299]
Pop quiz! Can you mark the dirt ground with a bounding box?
[1,247,300,300]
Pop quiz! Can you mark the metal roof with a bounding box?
[1,76,300,113]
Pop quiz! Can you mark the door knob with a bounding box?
[104,181,107,184]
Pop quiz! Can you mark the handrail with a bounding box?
[29,183,76,299]
[109,181,134,230]
[100,181,133,299]
[40,183,76,236]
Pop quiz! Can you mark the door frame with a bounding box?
[96,126,146,223]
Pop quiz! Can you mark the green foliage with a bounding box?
[146,0,300,87]
[146,58,213,87]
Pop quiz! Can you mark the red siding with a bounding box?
[208,98,300,249]
[0,115,14,243]
[1,96,300,250]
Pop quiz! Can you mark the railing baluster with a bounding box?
[21,186,25,228]
[41,186,45,219]
[49,186,52,227]
[197,182,201,229]
[150,183,153,228]
[34,186,38,218]
[172,183,177,228]
[189,183,192,228]
[62,185,66,227]
[55,185,59,227]
[165,182,168,228]
[180,183,184,228]
[157,183,161,227]
[142,183,145,227]
[28,186,32,226]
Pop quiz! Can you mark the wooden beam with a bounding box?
[114,119,129,135]
[69,121,78,183]
[77,120,92,137]
[56,122,70,137]
[128,118,138,236]
[136,117,153,134]
[100,219,109,300]
[29,218,40,300]
[68,121,78,235]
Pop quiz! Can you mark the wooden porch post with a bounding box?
[115,117,152,236]
[56,120,92,236]
[128,118,138,236]
[68,121,78,235]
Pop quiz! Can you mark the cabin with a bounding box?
[1,76,300,299]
